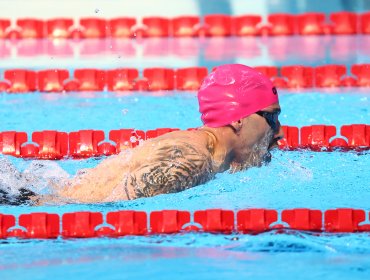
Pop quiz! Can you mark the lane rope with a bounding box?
[1,208,370,239]
[1,12,369,39]
[0,125,369,159]
[0,64,369,92]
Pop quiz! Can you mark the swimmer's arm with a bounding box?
[128,143,214,198]
[49,153,131,204]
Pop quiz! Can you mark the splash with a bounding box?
[22,160,70,193]
[0,157,36,205]
[0,156,26,195]
[273,152,314,181]
[0,156,75,205]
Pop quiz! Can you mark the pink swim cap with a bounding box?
[198,64,279,127]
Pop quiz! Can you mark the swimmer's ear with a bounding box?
[229,120,243,135]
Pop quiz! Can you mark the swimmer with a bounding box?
[0,64,284,205]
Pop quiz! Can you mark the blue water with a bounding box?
[0,90,369,133]
[0,233,370,280]
[0,89,370,280]
[1,31,370,279]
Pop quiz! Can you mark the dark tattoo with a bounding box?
[129,142,214,198]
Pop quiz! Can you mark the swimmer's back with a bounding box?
[124,130,216,199]
[56,130,217,203]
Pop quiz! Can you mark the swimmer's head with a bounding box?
[198,64,278,127]
[197,64,283,171]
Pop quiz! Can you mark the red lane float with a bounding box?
[1,64,368,93]
[194,209,234,233]
[150,210,190,234]
[143,68,175,91]
[204,15,232,37]
[267,14,295,36]
[106,211,147,236]
[0,19,10,38]
[330,12,358,35]
[109,129,145,151]
[301,125,337,150]
[2,69,37,93]
[341,124,370,148]
[0,125,369,158]
[46,18,74,39]
[172,16,200,37]
[140,17,170,37]
[297,13,326,35]
[176,67,208,90]
[69,130,116,158]
[278,126,299,150]
[0,214,15,238]
[63,212,103,238]
[108,18,136,38]
[232,15,261,36]
[0,131,27,157]
[282,209,323,231]
[361,12,370,34]
[71,69,106,91]
[351,64,370,87]
[1,208,369,239]
[315,65,347,87]
[38,69,70,92]
[325,209,370,232]
[106,69,138,91]
[16,18,45,39]
[10,213,60,238]
[79,18,108,39]
[279,66,314,88]
[1,12,369,39]
[22,130,68,159]
[237,209,278,233]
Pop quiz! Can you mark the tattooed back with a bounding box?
[55,130,216,203]
[124,130,216,199]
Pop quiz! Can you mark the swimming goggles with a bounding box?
[255,109,281,132]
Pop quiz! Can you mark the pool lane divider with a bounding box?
[0,125,369,159]
[1,12,370,39]
[0,64,369,93]
[1,208,370,239]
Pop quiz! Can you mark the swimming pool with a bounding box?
[1,7,370,278]
[0,84,369,279]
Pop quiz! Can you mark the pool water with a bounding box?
[0,90,369,132]
[0,88,369,279]
[1,30,370,280]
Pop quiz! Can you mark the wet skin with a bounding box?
[34,102,283,205]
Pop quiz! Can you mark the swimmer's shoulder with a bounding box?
[126,129,215,198]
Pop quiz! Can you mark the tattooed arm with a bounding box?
[127,141,215,198]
